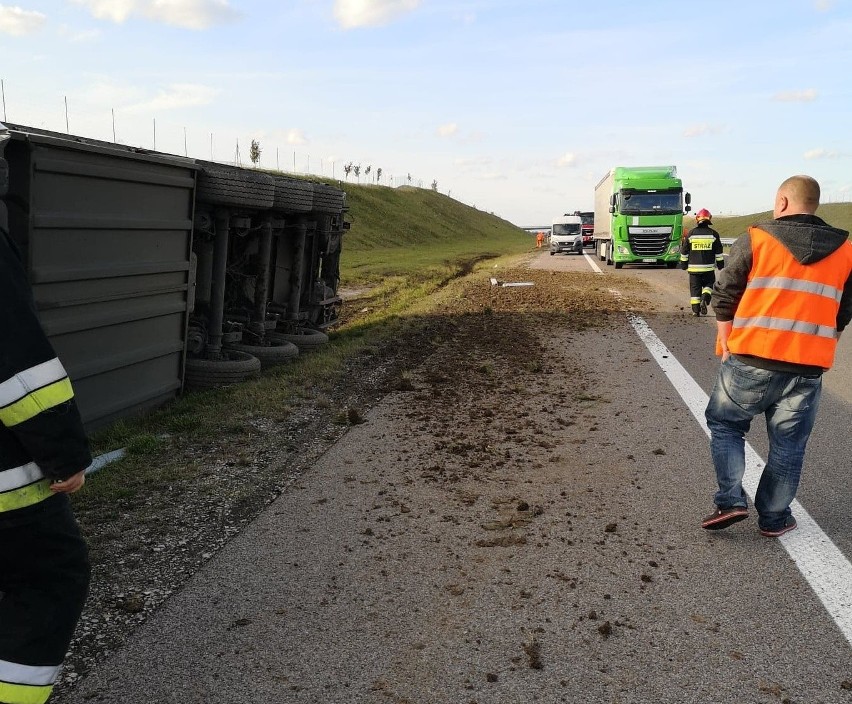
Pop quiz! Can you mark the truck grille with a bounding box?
[627,227,673,257]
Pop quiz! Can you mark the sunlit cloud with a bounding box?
[0,5,46,35]
[58,24,102,41]
[772,88,817,102]
[683,123,725,138]
[71,0,240,29]
[333,0,420,29]
[437,122,458,138]
[556,152,577,167]
[286,128,307,146]
[804,148,840,160]
[125,83,219,113]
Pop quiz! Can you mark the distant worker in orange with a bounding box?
[536,231,545,248]
[680,208,724,316]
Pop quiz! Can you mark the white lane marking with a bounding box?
[583,251,603,274]
[628,312,852,647]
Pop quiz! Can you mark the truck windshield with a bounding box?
[552,224,580,235]
[619,191,682,215]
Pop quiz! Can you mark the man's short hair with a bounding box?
[779,175,820,208]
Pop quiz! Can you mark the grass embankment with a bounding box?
[686,202,852,239]
[85,184,532,498]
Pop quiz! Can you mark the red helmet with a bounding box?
[695,208,712,223]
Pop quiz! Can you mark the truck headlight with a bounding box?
[616,245,629,254]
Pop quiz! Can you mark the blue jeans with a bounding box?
[704,356,822,532]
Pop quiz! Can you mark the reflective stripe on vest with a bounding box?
[728,227,852,368]
[0,462,51,513]
[0,358,74,427]
[0,659,60,704]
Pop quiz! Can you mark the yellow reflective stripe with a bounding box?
[0,378,74,427]
[0,659,59,704]
[0,478,52,513]
[0,682,53,704]
[0,358,67,406]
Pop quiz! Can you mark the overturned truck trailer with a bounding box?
[0,122,348,429]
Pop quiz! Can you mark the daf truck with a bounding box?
[593,166,690,269]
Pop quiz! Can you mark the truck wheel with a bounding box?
[225,340,299,368]
[313,183,346,213]
[614,261,624,269]
[666,261,678,269]
[549,252,554,256]
[269,328,329,352]
[184,350,261,390]
[196,162,275,209]
[272,176,313,213]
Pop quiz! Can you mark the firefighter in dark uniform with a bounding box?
[680,208,725,316]
[0,124,92,704]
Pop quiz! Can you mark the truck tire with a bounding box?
[268,328,329,352]
[272,176,313,213]
[196,162,275,209]
[614,261,624,269]
[313,183,346,213]
[225,340,299,367]
[184,350,261,390]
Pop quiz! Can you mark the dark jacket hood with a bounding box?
[755,214,850,265]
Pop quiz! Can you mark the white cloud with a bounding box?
[804,148,840,160]
[772,88,818,102]
[58,24,102,41]
[556,152,577,167]
[333,0,420,29]
[814,0,834,11]
[0,5,46,35]
[125,83,219,113]
[683,123,725,138]
[286,129,307,146]
[71,0,240,29]
[437,122,458,138]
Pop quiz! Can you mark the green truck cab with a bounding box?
[593,166,691,269]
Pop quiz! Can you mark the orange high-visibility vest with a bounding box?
[722,226,852,368]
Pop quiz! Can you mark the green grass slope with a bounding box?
[326,181,531,284]
[687,203,852,240]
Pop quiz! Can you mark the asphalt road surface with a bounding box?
[65,249,852,704]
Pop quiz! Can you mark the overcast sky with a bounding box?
[1,0,850,226]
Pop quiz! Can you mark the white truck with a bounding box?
[549,214,583,256]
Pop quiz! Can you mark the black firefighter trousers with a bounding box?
[0,497,89,704]
[689,271,716,313]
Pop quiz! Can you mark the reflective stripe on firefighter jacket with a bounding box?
[0,228,92,519]
[0,658,60,704]
[726,226,852,368]
[680,224,724,273]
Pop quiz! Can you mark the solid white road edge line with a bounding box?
[628,311,852,647]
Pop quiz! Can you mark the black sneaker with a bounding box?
[699,299,708,316]
[759,515,797,537]
[702,505,748,530]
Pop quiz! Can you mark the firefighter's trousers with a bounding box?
[689,271,716,313]
[0,498,89,704]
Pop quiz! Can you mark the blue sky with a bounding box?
[1,0,850,226]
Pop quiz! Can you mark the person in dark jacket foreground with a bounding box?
[702,175,852,537]
[680,208,725,316]
[0,125,92,704]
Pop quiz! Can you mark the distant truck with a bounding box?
[549,214,583,255]
[593,166,691,269]
[573,210,594,247]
